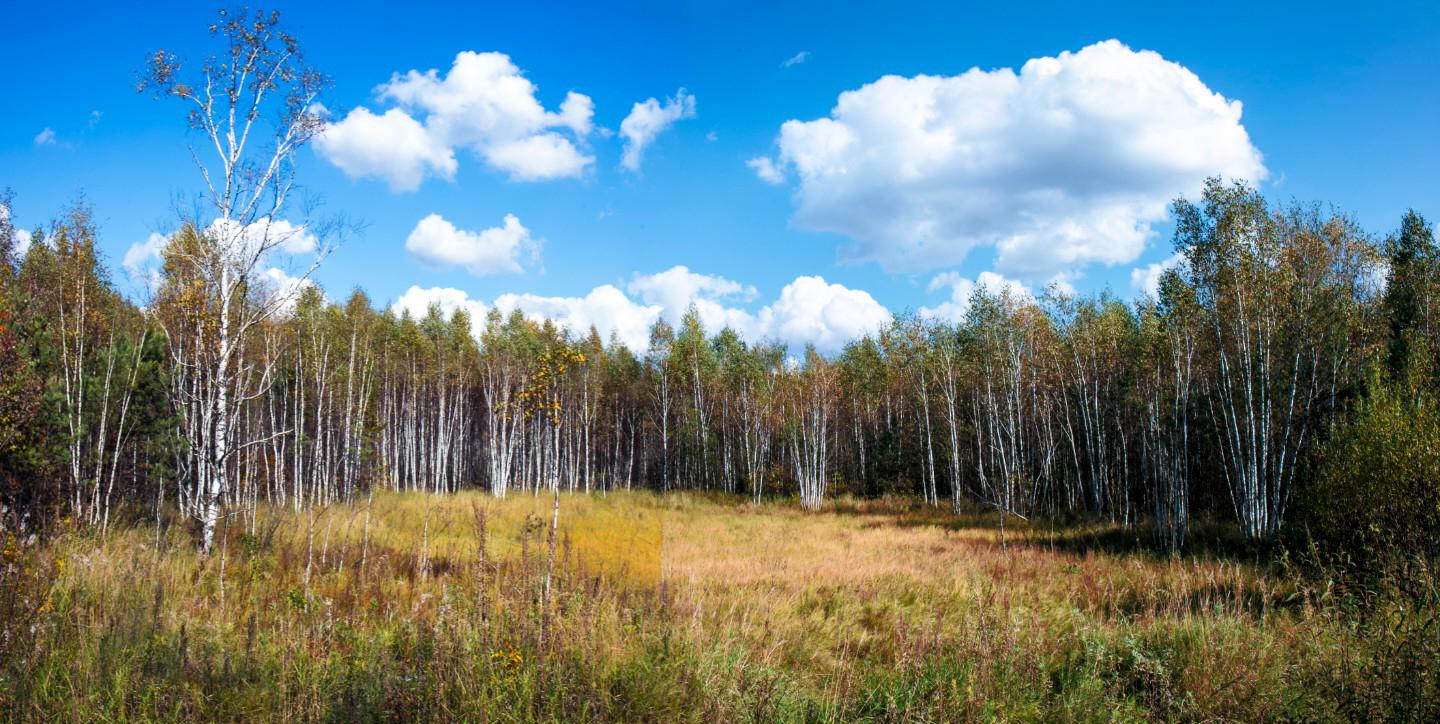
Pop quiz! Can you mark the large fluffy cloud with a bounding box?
[392,266,891,353]
[626,265,756,333]
[313,107,456,192]
[391,285,490,338]
[495,285,660,351]
[405,213,538,276]
[754,276,892,353]
[317,51,594,188]
[619,89,696,171]
[751,39,1265,276]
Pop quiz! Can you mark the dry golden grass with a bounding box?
[270,490,662,585]
[659,496,1314,718]
[1,491,1430,721]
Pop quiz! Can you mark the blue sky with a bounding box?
[3,0,1437,352]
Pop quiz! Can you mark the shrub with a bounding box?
[1295,369,1440,571]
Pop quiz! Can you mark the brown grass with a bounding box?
[0,491,1430,721]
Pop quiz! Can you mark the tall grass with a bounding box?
[1,492,1434,721]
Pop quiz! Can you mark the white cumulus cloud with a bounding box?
[2,205,33,258]
[1129,253,1186,299]
[260,267,317,314]
[121,219,317,291]
[206,218,320,258]
[8,205,33,259]
[753,39,1266,277]
[122,232,169,287]
[318,51,594,189]
[13,229,33,258]
[625,266,759,338]
[392,268,891,353]
[33,128,56,146]
[405,213,538,276]
[391,285,490,338]
[755,276,892,353]
[628,266,754,313]
[619,90,696,171]
[920,271,1031,323]
[496,285,661,351]
[315,107,457,191]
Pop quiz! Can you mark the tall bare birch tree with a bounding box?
[141,8,330,552]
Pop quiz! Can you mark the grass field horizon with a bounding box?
[3,490,1433,721]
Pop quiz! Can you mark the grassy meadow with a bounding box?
[1,492,1435,721]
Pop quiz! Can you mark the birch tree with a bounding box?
[1139,271,1199,550]
[1177,178,1376,540]
[787,347,835,509]
[141,8,331,552]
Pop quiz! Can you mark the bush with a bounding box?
[1295,369,1440,571]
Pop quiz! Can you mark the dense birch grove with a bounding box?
[4,178,1433,552]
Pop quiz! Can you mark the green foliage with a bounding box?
[0,211,64,524]
[1384,210,1439,377]
[1287,567,1440,721]
[1296,364,1440,570]
[0,297,50,514]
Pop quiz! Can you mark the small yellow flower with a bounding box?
[490,646,524,675]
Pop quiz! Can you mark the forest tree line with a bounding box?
[2,179,1437,557]
[0,10,1436,564]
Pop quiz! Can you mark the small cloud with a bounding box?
[1129,253,1185,299]
[88,111,102,129]
[122,232,169,289]
[1046,272,1079,297]
[14,228,33,258]
[781,51,811,68]
[619,89,697,171]
[747,156,785,185]
[33,128,56,146]
[260,267,318,314]
[705,131,718,142]
[405,213,539,276]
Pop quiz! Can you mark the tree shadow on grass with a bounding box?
[831,495,1277,565]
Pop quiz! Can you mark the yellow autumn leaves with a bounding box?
[509,345,587,425]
